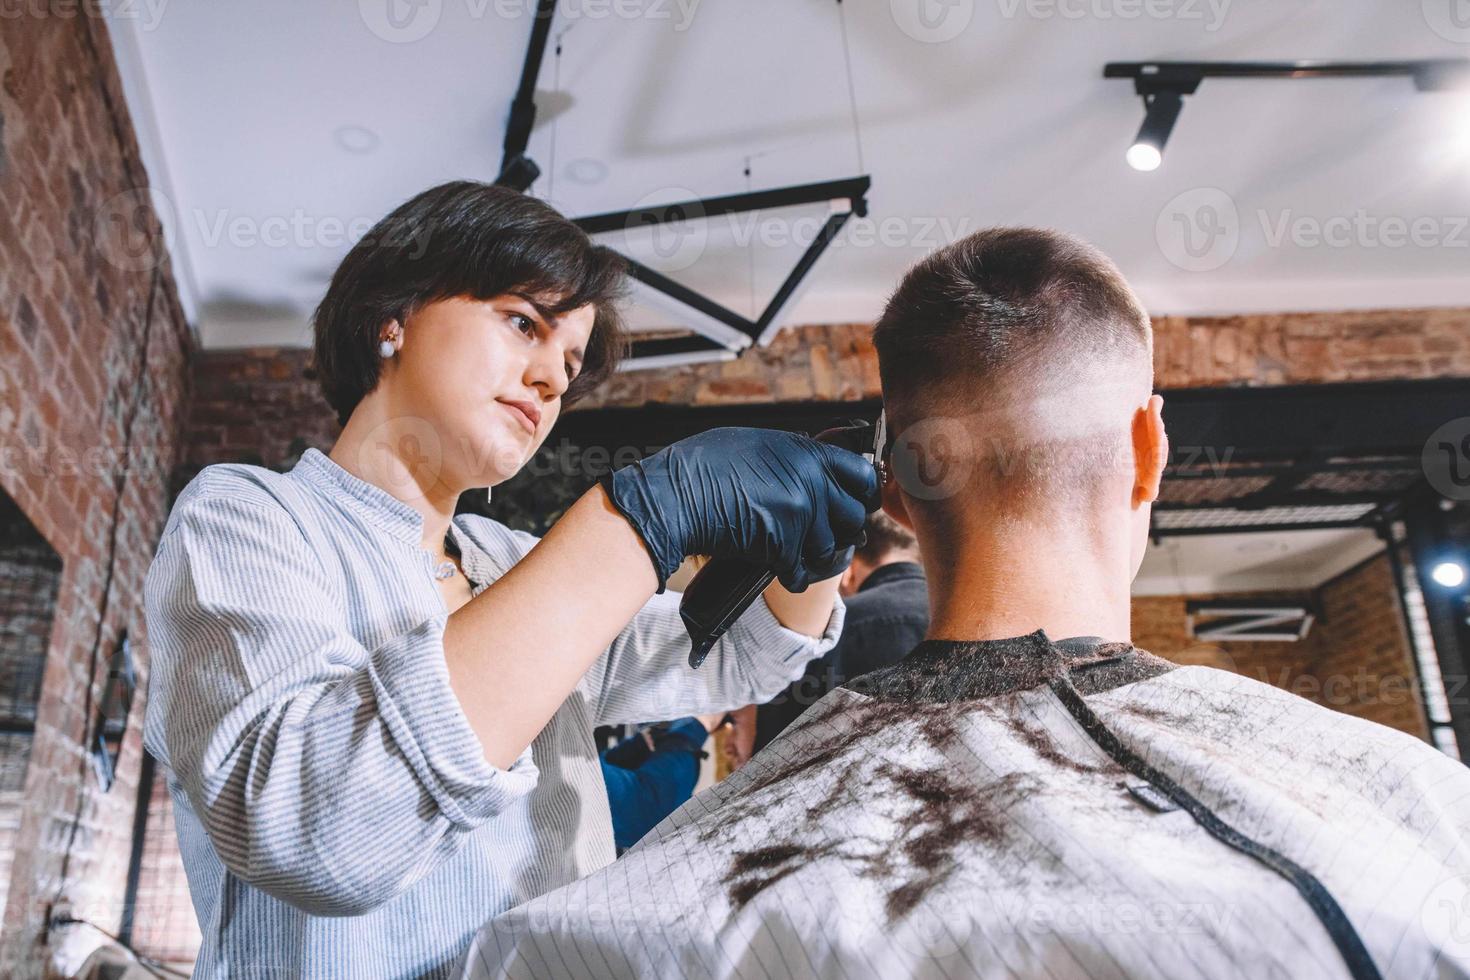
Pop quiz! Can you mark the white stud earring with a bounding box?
[379,339,395,358]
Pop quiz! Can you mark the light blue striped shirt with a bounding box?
[142,447,844,979]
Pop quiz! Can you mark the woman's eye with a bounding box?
[510,313,535,335]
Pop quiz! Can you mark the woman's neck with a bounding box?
[329,400,462,554]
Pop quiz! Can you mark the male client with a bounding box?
[462,228,1470,980]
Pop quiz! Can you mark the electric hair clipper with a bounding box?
[679,411,888,669]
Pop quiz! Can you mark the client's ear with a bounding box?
[1132,394,1168,506]
[880,466,914,530]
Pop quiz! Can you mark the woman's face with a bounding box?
[385,293,596,489]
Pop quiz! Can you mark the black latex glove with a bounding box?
[600,427,882,594]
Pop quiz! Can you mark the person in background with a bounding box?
[600,712,729,853]
[750,512,930,755]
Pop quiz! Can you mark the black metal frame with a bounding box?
[1148,378,1469,531]
[573,178,869,360]
[496,2,870,365]
[1378,516,1462,756]
[1403,490,1470,760]
[1105,59,1470,96]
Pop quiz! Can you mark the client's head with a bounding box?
[872,227,1167,581]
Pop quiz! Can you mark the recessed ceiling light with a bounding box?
[334,125,381,155]
[565,158,608,184]
[1431,560,1467,588]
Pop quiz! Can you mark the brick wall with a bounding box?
[127,763,200,968]
[1132,554,1429,740]
[575,307,1470,410]
[0,9,192,977]
[181,347,337,479]
[180,304,1470,467]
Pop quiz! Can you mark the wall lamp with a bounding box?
[1105,59,1470,171]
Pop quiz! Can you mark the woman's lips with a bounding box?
[498,399,539,435]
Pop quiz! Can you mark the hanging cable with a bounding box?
[546,25,571,203]
[743,156,757,319]
[835,0,866,173]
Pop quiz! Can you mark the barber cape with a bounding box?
[463,631,1470,980]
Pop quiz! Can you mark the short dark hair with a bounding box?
[310,181,627,427]
[873,228,1151,510]
[856,511,918,564]
[874,227,1149,412]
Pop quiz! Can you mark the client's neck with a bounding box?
[919,509,1134,645]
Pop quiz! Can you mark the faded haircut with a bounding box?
[873,227,1153,516]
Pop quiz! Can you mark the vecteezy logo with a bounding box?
[889,417,973,501]
[890,0,974,43]
[1156,187,1240,272]
[1424,0,1470,43]
[1420,874,1470,961]
[94,188,177,273]
[622,187,708,274]
[359,0,443,43]
[1424,417,1470,502]
[356,415,445,503]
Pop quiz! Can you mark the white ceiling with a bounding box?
[106,1,1470,350]
[1132,526,1386,596]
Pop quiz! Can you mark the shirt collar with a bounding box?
[858,561,925,593]
[292,447,429,545]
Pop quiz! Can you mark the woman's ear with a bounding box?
[1132,394,1169,507]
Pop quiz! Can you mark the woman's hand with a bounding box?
[601,427,882,594]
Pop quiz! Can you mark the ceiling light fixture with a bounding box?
[1432,560,1467,589]
[1187,599,1315,642]
[1106,59,1470,172]
[1126,90,1181,172]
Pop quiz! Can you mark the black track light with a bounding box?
[1127,90,1183,172]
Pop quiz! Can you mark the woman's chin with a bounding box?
[456,433,529,487]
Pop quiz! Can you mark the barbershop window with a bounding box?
[0,489,64,916]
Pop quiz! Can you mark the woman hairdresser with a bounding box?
[142,181,877,979]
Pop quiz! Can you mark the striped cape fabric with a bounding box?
[466,633,1470,980]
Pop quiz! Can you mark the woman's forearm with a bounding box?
[442,483,658,768]
[761,574,841,638]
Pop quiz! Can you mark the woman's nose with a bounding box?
[525,345,570,400]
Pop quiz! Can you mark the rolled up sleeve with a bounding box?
[143,485,538,916]
[580,587,846,728]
